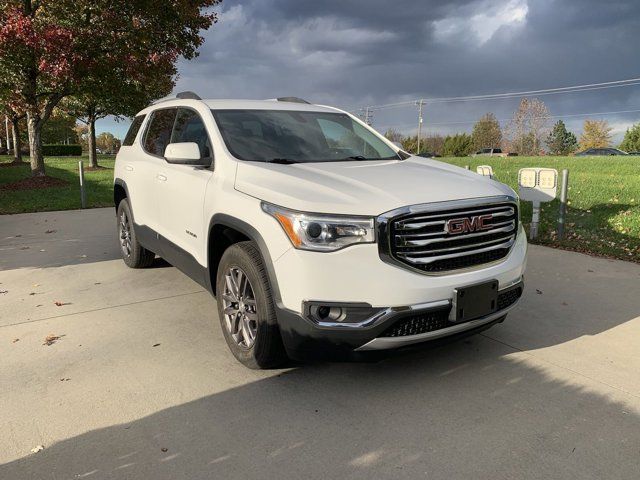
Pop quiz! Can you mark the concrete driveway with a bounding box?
[1,208,639,479]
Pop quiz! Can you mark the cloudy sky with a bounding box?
[101,0,640,143]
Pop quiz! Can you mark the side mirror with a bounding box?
[164,142,210,166]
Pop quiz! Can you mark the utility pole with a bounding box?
[416,100,424,154]
[363,106,372,126]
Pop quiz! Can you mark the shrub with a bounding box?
[42,144,83,156]
[442,133,473,157]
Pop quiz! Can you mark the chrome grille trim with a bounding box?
[398,206,514,227]
[397,222,515,246]
[377,196,519,275]
[396,238,516,264]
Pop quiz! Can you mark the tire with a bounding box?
[116,199,155,268]
[216,241,287,369]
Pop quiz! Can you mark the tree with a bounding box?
[545,120,578,155]
[619,123,640,152]
[506,98,551,155]
[396,133,445,155]
[384,129,404,143]
[0,81,26,163]
[63,53,175,168]
[442,133,473,157]
[471,113,502,151]
[41,110,78,144]
[580,120,612,150]
[96,132,121,154]
[0,0,219,177]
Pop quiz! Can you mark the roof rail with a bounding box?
[176,91,202,100]
[276,97,310,104]
[152,91,202,104]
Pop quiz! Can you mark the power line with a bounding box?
[376,107,640,131]
[363,76,640,111]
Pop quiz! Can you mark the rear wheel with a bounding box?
[216,241,286,369]
[117,199,155,268]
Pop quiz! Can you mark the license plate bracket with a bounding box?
[450,280,499,323]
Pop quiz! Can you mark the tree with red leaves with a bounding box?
[64,54,176,168]
[0,0,219,177]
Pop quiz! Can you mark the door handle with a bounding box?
[156,174,167,182]
[125,165,133,172]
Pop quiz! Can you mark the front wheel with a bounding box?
[216,241,286,369]
[116,199,155,268]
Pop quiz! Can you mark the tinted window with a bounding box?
[143,109,177,156]
[122,115,146,146]
[212,110,398,163]
[171,109,213,159]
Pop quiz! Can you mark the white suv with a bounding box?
[114,93,527,368]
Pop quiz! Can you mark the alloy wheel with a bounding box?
[119,211,132,257]
[222,266,258,348]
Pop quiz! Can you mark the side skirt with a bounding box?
[134,223,212,294]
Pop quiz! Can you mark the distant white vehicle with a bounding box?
[472,148,509,157]
[113,92,527,368]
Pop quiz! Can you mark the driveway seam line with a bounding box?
[1,290,206,329]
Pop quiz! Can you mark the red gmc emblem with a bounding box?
[446,215,493,235]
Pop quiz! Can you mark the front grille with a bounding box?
[380,284,523,338]
[380,308,451,337]
[497,285,523,310]
[385,201,518,274]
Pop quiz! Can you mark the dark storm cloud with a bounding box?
[172,0,640,139]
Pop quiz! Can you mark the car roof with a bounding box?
[138,98,343,115]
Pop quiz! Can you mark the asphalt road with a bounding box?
[1,208,639,480]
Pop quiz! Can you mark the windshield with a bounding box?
[212,109,399,163]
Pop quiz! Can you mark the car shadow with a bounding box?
[1,333,639,479]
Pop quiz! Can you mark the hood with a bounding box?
[234,156,516,216]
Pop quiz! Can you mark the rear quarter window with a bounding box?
[122,115,146,146]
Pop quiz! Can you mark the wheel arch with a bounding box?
[207,214,281,302]
[114,179,131,216]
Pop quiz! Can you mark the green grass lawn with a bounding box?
[442,156,639,262]
[1,154,638,262]
[0,155,115,214]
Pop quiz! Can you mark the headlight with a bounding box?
[261,202,375,252]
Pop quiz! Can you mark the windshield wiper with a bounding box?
[265,158,299,164]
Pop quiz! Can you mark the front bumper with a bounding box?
[276,280,523,360]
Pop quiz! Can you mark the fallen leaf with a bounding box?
[53,301,70,306]
[0,290,7,294]
[39,249,46,252]
[19,246,29,250]
[59,378,70,382]
[43,334,61,346]
[152,343,161,347]
[536,289,543,295]
[30,445,44,454]
[161,448,168,453]
[12,338,19,343]
[45,229,56,234]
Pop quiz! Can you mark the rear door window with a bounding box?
[143,109,178,156]
[122,115,146,146]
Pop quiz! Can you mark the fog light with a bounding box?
[310,305,345,322]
